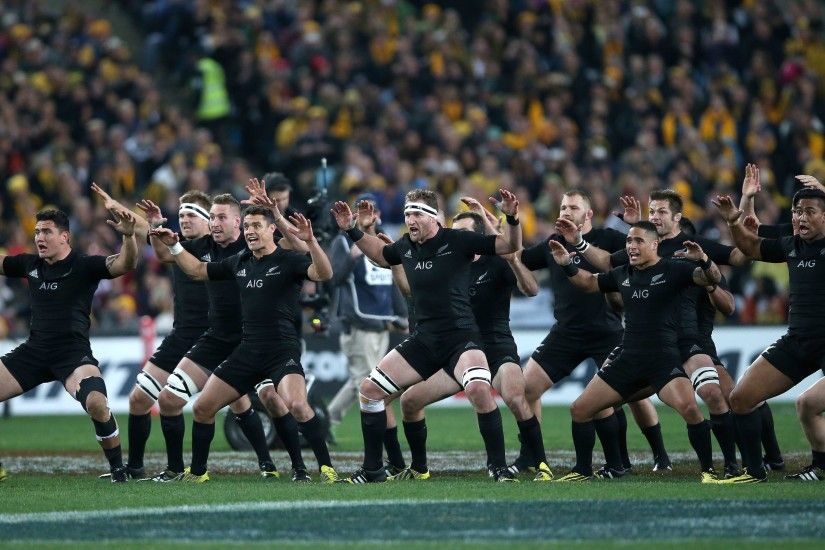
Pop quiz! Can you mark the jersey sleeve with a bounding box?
[757,223,793,239]
[83,255,116,280]
[500,257,517,288]
[605,228,628,253]
[609,249,629,267]
[696,237,735,265]
[520,239,550,270]
[759,236,790,263]
[206,256,237,280]
[597,268,620,293]
[459,231,497,256]
[292,252,313,282]
[672,260,699,287]
[382,240,404,266]
[2,254,33,278]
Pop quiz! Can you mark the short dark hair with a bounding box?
[36,209,70,233]
[631,220,658,238]
[792,188,825,208]
[563,189,592,208]
[263,172,292,193]
[179,190,212,211]
[243,205,276,224]
[678,216,696,236]
[649,189,683,214]
[211,193,241,214]
[405,189,439,211]
[452,211,486,234]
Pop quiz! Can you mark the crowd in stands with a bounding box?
[1,0,825,337]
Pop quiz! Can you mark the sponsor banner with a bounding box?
[1,327,821,414]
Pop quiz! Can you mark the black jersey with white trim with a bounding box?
[182,234,246,337]
[207,247,311,346]
[469,255,515,340]
[760,235,825,336]
[382,227,496,333]
[3,251,114,343]
[521,227,625,333]
[597,259,697,355]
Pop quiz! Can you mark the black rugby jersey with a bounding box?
[697,274,729,340]
[169,238,209,334]
[757,223,793,239]
[183,234,246,337]
[3,251,114,342]
[597,258,698,355]
[469,255,515,341]
[760,235,825,336]
[207,247,311,345]
[611,232,733,339]
[522,227,626,333]
[382,227,496,333]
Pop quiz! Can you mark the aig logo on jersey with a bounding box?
[39,282,59,290]
[797,260,816,268]
[246,279,263,288]
[632,289,649,299]
[414,261,433,270]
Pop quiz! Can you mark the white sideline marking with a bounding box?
[0,499,485,525]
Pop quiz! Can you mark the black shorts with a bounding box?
[531,328,621,383]
[213,344,304,395]
[699,337,722,367]
[2,340,98,393]
[396,330,483,382]
[481,337,519,379]
[149,329,203,373]
[597,347,687,399]
[184,329,242,372]
[677,337,714,363]
[761,332,825,385]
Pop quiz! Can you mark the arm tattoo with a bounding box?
[105,254,117,270]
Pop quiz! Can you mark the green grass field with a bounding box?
[0,403,822,548]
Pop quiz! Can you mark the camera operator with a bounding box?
[327,193,408,448]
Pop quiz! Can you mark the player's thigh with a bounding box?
[522,358,553,399]
[493,362,525,400]
[453,348,490,382]
[401,370,460,414]
[196,375,243,420]
[796,376,825,416]
[365,348,424,395]
[730,355,794,413]
[174,357,212,390]
[62,364,103,396]
[0,360,23,402]
[571,375,624,421]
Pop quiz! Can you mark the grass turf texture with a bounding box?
[0,403,820,546]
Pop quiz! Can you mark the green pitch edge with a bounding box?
[1,499,823,542]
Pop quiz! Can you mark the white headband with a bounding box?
[179,203,210,221]
[404,201,438,219]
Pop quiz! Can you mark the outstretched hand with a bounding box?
[148,227,179,246]
[330,201,355,230]
[136,199,167,227]
[492,188,519,216]
[795,174,825,192]
[680,240,707,262]
[107,209,137,236]
[356,200,378,230]
[711,195,743,223]
[743,214,760,234]
[554,218,581,244]
[741,163,761,198]
[548,239,575,266]
[619,195,641,224]
[288,213,315,242]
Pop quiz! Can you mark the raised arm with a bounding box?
[376,232,410,297]
[331,201,391,268]
[681,241,722,287]
[136,199,176,263]
[712,195,763,260]
[706,284,735,316]
[104,209,138,277]
[502,251,539,296]
[554,218,613,271]
[492,188,521,255]
[289,212,332,282]
[548,240,601,293]
[91,182,151,243]
[243,178,309,253]
[149,227,208,280]
[738,163,761,219]
[460,196,501,236]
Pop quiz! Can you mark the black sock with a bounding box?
[298,416,332,469]
[571,420,596,476]
[686,420,714,471]
[516,416,547,467]
[477,409,506,470]
[234,408,272,465]
[734,410,766,477]
[160,414,185,473]
[593,414,624,471]
[190,421,215,476]
[103,445,124,470]
[273,413,306,470]
[758,403,783,463]
[514,432,534,468]
[641,423,669,463]
[613,407,631,469]
[710,412,738,466]
[403,419,428,472]
[384,426,406,469]
[812,450,825,469]
[361,410,387,471]
[127,413,151,470]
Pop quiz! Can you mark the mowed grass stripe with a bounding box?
[1,500,823,542]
